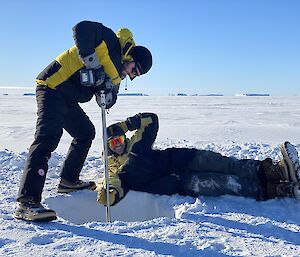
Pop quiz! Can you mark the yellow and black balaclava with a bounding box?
[116,28,136,63]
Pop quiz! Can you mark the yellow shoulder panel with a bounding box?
[116,28,136,62]
[95,42,121,85]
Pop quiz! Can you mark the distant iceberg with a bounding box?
[197,94,224,96]
[0,87,35,96]
[235,93,270,96]
[23,93,36,96]
[118,93,146,96]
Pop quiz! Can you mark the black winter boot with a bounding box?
[58,178,96,193]
[265,182,299,199]
[260,158,289,183]
[14,201,57,222]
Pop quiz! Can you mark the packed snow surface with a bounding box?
[1,89,300,256]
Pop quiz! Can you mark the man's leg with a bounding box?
[154,148,263,198]
[187,150,261,181]
[17,86,65,203]
[58,103,96,192]
[153,148,260,180]
[16,86,65,221]
[154,148,199,175]
[145,174,182,195]
[181,172,261,199]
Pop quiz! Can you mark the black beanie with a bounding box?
[130,46,152,74]
[107,125,125,140]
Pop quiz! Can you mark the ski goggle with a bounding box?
[108,135,126,148]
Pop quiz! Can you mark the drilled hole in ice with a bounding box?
[45,190,177,224]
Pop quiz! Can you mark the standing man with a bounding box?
[15,21,152,222]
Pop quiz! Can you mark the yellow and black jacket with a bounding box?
[100,113,159,205]
[36,21,135,90]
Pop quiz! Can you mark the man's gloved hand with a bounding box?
[79,67,106,87]
[126,113,142,131]
[95,77,119,109]
[81,52,101,69]
[93,67,106,87]
[97,187,118,206]
[80,52,106,87]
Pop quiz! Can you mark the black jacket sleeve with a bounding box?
[72,21,104,57]
[129,113,159,154]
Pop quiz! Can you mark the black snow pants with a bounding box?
[120,148,263,200]
[17,84,95,203]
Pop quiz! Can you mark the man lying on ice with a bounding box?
[97,112,300,206]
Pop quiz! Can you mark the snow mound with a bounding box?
[45,190,195,224]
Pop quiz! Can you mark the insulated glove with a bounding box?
[93,67,106,87]
[97,187,118,206]
[80,52,106,87]
[79,67,106,87]
[95,78,119,109]
[95,90,118,109]
[125,113,142,131]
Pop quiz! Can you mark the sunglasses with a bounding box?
[132,62,142,76]
[108,135,126,148]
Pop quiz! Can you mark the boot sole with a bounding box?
[14,211,57,222]
[279,159,290,182]
[280,141,299,183]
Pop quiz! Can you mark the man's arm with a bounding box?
[97,156,124,206]
[73,21,120,109]
[128,113,159,153]
[73,21,103,58]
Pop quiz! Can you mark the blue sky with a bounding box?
[1,1,299,95]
